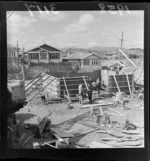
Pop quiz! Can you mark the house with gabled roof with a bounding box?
[25,44,62,63]
[62,52,103,72]
[7,44,24,63]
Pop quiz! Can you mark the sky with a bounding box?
[7,11,144,51]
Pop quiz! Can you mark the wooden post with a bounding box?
[63,77,70,102]
[22,47,26,81]
[99,106,103,115]
[82,76,88,90]
[17,41,19,70]
[113,75,120,92]
[126,73,132,97]
[132,74,134,94]
[119,49,137,68]
[22,65,26,81]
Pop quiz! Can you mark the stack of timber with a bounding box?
[59,76,89,101]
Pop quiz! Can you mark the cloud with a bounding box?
[7,12,36,34]
[39,11,67,22]
[65,13,94,33]
[7,12,37,49]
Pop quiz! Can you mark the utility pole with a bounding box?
[17,41,20,70]
[119,31,125,62]
[22,47,26,81]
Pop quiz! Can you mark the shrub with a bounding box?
[129,54,139,58]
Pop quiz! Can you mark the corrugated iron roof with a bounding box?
[27,44,62,53]
[63,52,103,60]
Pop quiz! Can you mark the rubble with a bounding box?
[7,50,144,149]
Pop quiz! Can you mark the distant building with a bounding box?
[24,44,62,64]
[7,44,18,63]
[62,52,103,72]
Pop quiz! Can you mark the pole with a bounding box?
[119,49,137,68]
[17,41,19,69]
[17,41,20,78]
[118,31,125,62]
[22,47,25,81]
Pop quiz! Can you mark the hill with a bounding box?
[61,47,143,58]
[128,48,143,51]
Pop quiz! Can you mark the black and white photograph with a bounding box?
[6,4,145,150]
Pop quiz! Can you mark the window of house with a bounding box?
[29,53,39,60]
[40,52,47,59]
[92,59,99,65]
[56,53,60,59]
[83,59,90,65]
[49,53,60,59]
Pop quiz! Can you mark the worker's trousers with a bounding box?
[88,91,92,104]
[78,93,83,105]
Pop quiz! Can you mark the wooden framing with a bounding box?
[113,75,121,92]
[27,77,57,102]
[63,77,70,102]
[25,72,47,92]
[119,49,137,68]
[126,73,132,97]
[107,74,134,94]
[60,76,89,100]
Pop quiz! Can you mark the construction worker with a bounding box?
[78,84,83,105]
[87,80,93,104]
[95,77,101,96]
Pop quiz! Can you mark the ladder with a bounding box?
[113,75,121,92]
[63,77,70,102]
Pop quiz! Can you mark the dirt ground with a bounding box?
[13,94,144,149]
[9,58,144,149]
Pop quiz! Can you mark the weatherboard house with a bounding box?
[25,44,62,64]
[62,52,103,72]
[7,44,24,63]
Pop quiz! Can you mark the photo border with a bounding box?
[0,1,149,160]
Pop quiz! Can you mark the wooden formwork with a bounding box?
[59,76,89,101]
[101,70,134,95]
[25,73,89,102]
[108,74,134,94]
